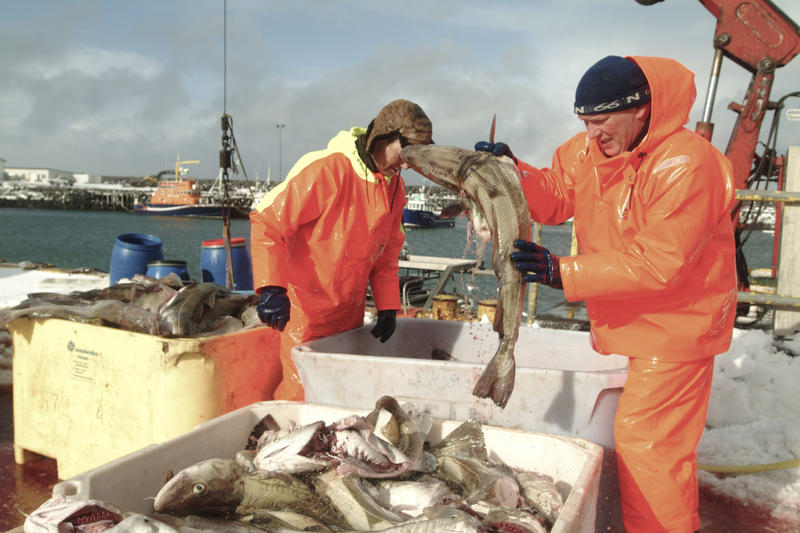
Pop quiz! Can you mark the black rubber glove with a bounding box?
[474,141,518,165]
[370,309,397,343]
[256,286,291,331]
[510,240,563,290]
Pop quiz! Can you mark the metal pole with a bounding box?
[701,47,724,123]
[696,47,725,141]
[525,221,543,325]
[276,124,285,180]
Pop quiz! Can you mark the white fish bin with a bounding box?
[293,318,628,448]
[52,401,603,533]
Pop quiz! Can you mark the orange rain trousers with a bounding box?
[273,328,309,401]
[615,356,714,533]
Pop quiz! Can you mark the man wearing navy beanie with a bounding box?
[477,56,737,532]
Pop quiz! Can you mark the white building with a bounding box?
[5,167,76,185]
[73,173,102,184]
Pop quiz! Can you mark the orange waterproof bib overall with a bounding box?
[250,128,406,400]
[518,56,737,532]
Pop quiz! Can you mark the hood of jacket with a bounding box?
[628,55,697,156]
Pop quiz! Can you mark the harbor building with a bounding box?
[5,166,76,186]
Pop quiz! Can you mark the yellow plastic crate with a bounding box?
[11,317,281,479]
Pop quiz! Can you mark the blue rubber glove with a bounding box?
[370,309,397,343]
[256,286,290,331]
[509,240,563,290]
[474,141,518,165]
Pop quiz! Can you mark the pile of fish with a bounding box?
[400,145,530,408]
[0,273,261,338]
[148,396,564,532]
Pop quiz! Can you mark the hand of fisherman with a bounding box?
[370,309,397,343]
[256,286,291,331]
[510,240,563,290]
[474,141,518,165]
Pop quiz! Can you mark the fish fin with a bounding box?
[245,414,281,450]
[440,203,465,219]
[492,300,504,334]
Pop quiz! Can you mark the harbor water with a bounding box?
[0,207,776,315]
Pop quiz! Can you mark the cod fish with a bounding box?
[157,283,229,337]
[153,458,348,528]
[516,470,564,527]
[400,145,530,408]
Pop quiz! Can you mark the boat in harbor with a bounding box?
[402,187,455,229]
[134,159,224,218]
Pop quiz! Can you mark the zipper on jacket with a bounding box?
[621,174,635,219]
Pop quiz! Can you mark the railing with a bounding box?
[522,186,800,329]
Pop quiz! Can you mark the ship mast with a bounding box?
[174,159,199,182]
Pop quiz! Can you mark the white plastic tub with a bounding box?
[293,318,628,447]
[51,401,603,533]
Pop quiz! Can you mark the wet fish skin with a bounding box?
[0,299,159,334]
[134,282,179,315]
[432,455,520,508]
[429,418,488,463]
[400,145,530,408]
[366,396,425,470]
[484,508,548,533]
[196,315,244,338]
[253,420,333,474]
[154,458,347,527]
[239,305,262,328]
[369,475,454,517]
[243,509,334,531]
[179,514,270,532]
[194,292,255,333]
[311,469,411,531]
[154,458,245,516]
[158,283,229,337]
[365,506,487,532]
[516,470,563,527]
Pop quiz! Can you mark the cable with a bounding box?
[699,457,800,474]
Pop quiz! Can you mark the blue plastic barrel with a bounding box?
[109,233,164,285]
[146,260,190,281]
[201,238,254,290]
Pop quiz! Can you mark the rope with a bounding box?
[699,457,800,474]
[223,0,227,115]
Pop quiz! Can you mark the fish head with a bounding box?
[153,458,243,516]
[400,145,474,192]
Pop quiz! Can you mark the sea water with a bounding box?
[0,207,775,314]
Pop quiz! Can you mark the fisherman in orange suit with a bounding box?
[477,56,737,532]
[250,99,433,402]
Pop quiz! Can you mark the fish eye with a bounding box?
[192,483,206,495]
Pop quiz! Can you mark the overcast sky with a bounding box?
[3,0,800,186]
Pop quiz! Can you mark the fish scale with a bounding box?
[400,145,530,408]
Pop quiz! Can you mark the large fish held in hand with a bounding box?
[400,145,530,408]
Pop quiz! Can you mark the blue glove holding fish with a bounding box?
[370,309,397,343]
[474,141,518,165]
[510,239,563,290]
[256,286,290,331]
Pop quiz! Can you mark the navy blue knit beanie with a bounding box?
[574,56,651,115]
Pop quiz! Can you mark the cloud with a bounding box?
[2,0,799,185]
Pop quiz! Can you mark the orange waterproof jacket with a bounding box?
[518,56,737,362]
[250,127,406,337]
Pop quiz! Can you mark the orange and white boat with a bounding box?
[134,160,224,217]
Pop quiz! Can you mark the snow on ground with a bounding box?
[700,328,800,519]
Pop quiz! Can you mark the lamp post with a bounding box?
[276,124,285,180]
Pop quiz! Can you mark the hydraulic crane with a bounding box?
[637,0,800,312]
